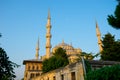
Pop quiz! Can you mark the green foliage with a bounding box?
[84,60,92,74]
[101,33,120,61]
[53,47,68,59]
[107,0,120,29]
[42,47,69,73]
[21,78,24,80]
[82,52,94,60]
[0,47,19,80]
[85,65,120,80]
[77,52,95,61]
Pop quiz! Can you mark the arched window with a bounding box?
[28,66,30,70]
[25,73,27,77]
[36,73,40,76]
[53,76,56,80]
[30,73,34,78]
[32,66,34,70]
[36,66,39,70]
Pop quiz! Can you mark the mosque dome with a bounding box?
[52,40,82,56]
[52,40,82,63]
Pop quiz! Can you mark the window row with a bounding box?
[40,72,76,80]
[28,65,40,70]
[30,73,41,78]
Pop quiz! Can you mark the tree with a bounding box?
[53,47,69,66]
[53,47,68,61]
[0,34,19,80]
[107,0,120,29]
[101,33,120,61]
[21,78,24,80]
[81,52,94,60]
[42,47,69,73]
[0,47,19,80]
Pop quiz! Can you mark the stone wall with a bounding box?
[32,62,84,80]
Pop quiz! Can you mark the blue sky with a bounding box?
[0,0,120,79]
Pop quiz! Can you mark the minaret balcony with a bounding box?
[46,34,52,38]
[97,34,101,36]
[46,25,51,28]
[46,45,52,48]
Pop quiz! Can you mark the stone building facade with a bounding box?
[23,60,43,80]
[32,62,84,80]
[32,60,120,80]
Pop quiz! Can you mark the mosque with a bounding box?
[23,11,105,80]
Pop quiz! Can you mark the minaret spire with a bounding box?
[46,10,52,59]
[48,9,51,19]
[35,38,39,59]
[96,21,103,52]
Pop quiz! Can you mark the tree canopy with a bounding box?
[0,47,19,80]
[107,0,120,29]
[101,33,120,61]
[42,47,69,73]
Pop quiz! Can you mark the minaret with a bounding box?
[46,10,52,59]
[96,21,103,52]
[35,38,39,59]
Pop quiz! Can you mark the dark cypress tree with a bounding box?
[101,33,120,61]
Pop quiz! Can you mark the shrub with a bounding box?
[42,48,69,73]
[85,64,120,80]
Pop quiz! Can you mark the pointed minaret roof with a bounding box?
[96,21,101,36]
[35,37,39,59]
[36,37,39,49]
[48,9,51,19]
[46,9,51,28]
[96,21,99,28]
[95,21,103,52]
